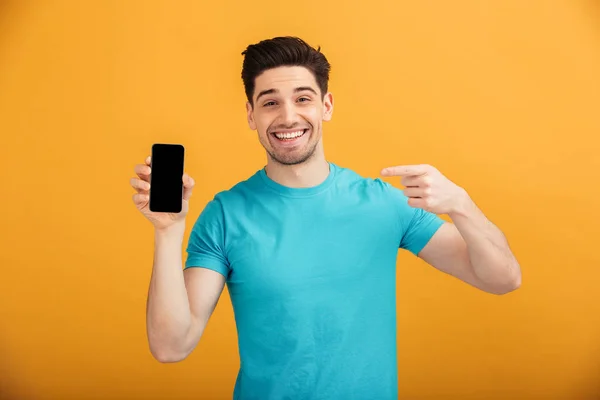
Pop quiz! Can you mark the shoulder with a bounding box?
[332,163,421,223]
[205,168,262,202]
[332,162,405,199]
[196,168,263,218]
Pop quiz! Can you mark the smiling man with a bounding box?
[251,75,325,161]
[136,36,521,400]
[243,42,334,187]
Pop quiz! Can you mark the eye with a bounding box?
[263,101,276,107]
[298,97,310,102]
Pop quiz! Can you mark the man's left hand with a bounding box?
[380,164,469,215]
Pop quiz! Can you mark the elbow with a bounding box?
[149,345,189,364]
[512,269,522,290]
[495,277,521,295]
[154,354,184,364]
[147,321,199,363]
[490,264,522,295]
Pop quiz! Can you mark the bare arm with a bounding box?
[418,194,521,295]
[146,222,226,362]
[380,163,521,295]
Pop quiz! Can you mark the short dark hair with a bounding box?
[241,36,331,106]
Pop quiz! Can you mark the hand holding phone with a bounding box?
[130,143,195,230]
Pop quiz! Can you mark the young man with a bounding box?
[131,36,521,399]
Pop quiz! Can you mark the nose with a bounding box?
[279,101,299,127]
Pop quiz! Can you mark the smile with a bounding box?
[272,129,308,140]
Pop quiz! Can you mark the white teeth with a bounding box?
[274,130,305,140]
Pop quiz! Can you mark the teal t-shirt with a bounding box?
[185,162,444,400]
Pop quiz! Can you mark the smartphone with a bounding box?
[149,143,185,213]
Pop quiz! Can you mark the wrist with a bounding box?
[448,188,472,219]
[155,221,186,239]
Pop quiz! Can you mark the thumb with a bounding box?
[183,173,195,187]
[183,173,195,201]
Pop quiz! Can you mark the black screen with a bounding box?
[149,143,185,213]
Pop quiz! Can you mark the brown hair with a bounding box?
[241,36,331,106]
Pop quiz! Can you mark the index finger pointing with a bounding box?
[381,164,428,177]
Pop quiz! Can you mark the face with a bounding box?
[246,66,334,166]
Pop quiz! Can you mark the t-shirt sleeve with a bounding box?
[184,198,231,278]
[384,181,445,256]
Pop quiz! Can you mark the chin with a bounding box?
[270,148,316,166]
[262,128,321,166]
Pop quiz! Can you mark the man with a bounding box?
[131,36,521,399]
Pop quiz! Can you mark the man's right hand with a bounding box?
[131,155,195,231]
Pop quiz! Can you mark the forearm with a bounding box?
[146,222,193,361]
[449,190,521,293]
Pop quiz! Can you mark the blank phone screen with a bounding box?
[149,143,185,213]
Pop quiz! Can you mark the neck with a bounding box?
[264,153,330,189]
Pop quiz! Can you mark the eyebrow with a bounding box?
[255,86,318,103]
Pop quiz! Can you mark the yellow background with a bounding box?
[1,1,599,399]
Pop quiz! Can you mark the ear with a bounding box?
[322,92,334,122]
[246,101,257,130]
